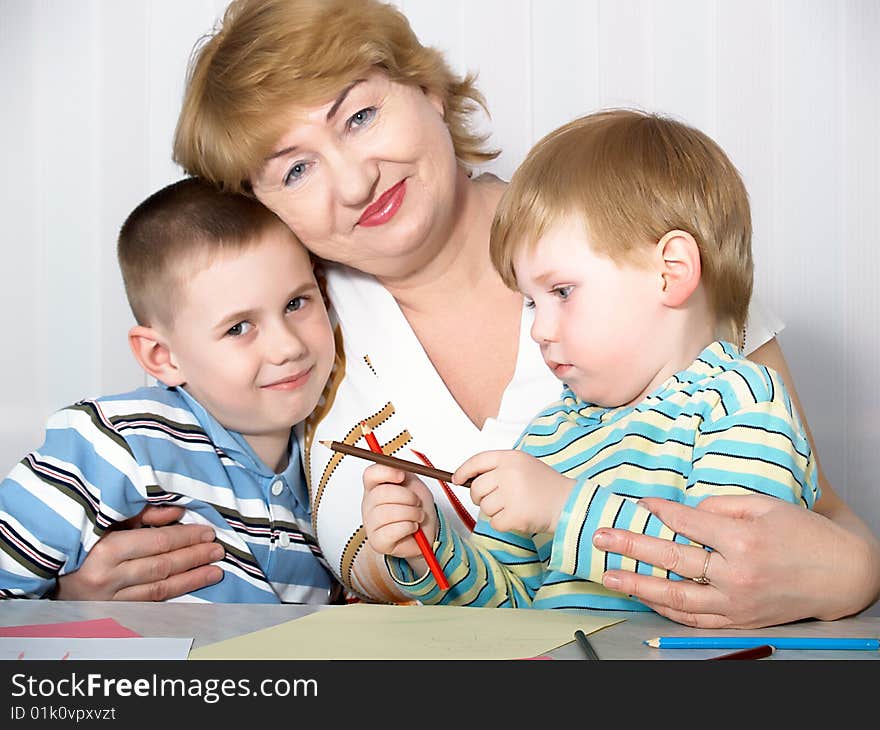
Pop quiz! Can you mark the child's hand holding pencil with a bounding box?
[361,461,440,569]
[452,449,576,535]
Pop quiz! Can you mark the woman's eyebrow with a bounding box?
[326,79,366,121]
[264,79,367,163]
[265,145,297,163]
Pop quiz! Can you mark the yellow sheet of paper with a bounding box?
[189,604,623,660]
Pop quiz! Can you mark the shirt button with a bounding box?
[278,532,291,548]
[271,480,284,496]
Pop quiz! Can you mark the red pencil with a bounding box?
[708,644,775,660]
[360,422,450,590]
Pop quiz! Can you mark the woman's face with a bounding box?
[251,71,460,278]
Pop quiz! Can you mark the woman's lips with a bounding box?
[357,179,407,227]
[261,367,312,391]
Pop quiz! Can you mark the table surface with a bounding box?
[2,601,878,660]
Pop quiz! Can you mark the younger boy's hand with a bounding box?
[361,464,438,564]
[453,450,575,535]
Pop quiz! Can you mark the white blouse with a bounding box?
[299,262,784,603]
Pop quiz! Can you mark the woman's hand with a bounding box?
[54,506,224,601]
[592,494,880,629]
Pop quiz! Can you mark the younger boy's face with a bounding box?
[164,227,335,451]
[515,217,664,407]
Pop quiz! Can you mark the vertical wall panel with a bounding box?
[148,0,222,190]
[715,0,776,312]
[597,0,653,109]
[652,0,714,131]
[775,0,846,492]
[36,1,102,413]
[531,0,600,142]
[461,0,531,179]
[96,1,152,396]
[841,0,880,523]
[0,1,46,465]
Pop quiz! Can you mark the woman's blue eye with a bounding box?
[348,106,376,130]
[284,161,309,187]
[553,286,572,300]
[227,321,253,337]
[286,296,306,313]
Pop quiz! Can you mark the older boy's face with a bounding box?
[515,217,665,408]
[164,227,335,460]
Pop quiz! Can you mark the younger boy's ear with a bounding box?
[128,326,185,387]
[656,230,702,307]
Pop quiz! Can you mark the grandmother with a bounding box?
[59,0,879,628]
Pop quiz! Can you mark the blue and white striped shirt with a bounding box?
[0,386,338,603]
[388,341,820,610]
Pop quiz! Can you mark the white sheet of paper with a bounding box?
[0,637,193,660]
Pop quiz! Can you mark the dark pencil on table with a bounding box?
[319,439,473,488]
[574,629,600,660]
[708,644,775,660]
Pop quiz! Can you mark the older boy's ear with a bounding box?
[656,230,702,307]
[128,326,184,387]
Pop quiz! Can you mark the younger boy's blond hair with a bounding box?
[118,177,292,329]
[490,109,753,337]
[173,0,498,193]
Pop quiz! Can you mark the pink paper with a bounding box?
[0,617,141,638]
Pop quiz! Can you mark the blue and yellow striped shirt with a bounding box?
[388,341,819,610]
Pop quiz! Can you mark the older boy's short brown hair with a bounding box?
[490,109,753,336]
[118,177,291,328]
[173,0,498,192]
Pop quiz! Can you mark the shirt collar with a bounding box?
[558,340,737,423]
[173,385,295,477]
[279,437,304,487]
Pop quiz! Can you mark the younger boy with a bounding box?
[0,177,339,603]
[361,109,819,610]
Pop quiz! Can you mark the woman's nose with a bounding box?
[328,149,379,207]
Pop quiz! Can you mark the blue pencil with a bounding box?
[645,636,880,651]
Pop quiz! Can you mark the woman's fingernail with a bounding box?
[200,528,216,542]
[210,545,225,560]
[592,530,611,548]
[602,574,622,590]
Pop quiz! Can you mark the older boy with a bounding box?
[0,177,339,602]
[361,109,819,610]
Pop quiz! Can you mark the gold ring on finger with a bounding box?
[692,549,712,585]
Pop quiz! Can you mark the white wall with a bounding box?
[2,0,878,541]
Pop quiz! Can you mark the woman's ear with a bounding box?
[128,325,184,386]
[424,87,445,117]
[656,230,702,307]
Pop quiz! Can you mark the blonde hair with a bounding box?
[118,177,292,328]
[173,0,498,192]
[490,109,753,335]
